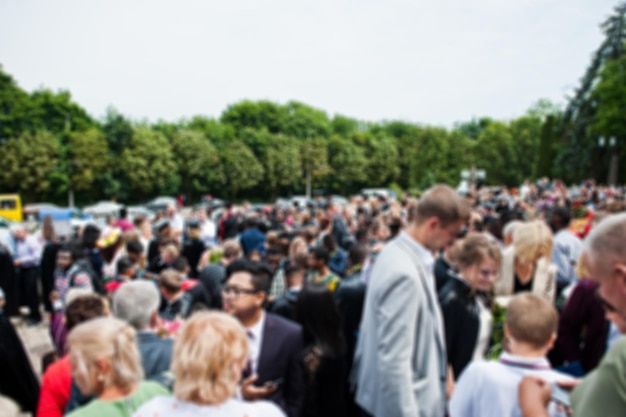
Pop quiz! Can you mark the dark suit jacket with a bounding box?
[257,312,305,417]
[137,331,174,380]
[334,271,366,373]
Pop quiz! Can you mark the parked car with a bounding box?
[193,197,227,212]
[38,207,93,238]
[144,196,177,213]
[0,194,23,222]
[127,206,156,222]
[83,201,124,218]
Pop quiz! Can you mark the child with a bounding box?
[449,293,573,417]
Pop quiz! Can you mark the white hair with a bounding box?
[112,281,160,331]
[583,212,626,273]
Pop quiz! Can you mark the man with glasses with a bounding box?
[222,259,304,417]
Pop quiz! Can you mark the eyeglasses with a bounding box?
[221,285,259,297]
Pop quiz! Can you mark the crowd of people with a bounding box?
[0,178,625,417]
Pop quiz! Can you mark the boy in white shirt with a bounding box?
[449,293,573,417]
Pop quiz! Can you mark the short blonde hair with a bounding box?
[68,317,143,396]
[172,311,249,405]
[506,293,557,348]
[513,221,553,265]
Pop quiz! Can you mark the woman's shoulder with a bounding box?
[235,399,286,417]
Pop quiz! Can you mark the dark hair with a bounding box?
[119,207,128,219]
[309,246,330,264]
[60,240,85,262]
[349,244,368,267]
[285,264,303,279]
[267,246,283,257]
[322,234,336,251]
[226,259,273,294]
[550,206,572,227]
[65,295,107,331]
[294,284,346,357]
[81,224,101,250]
[171,256,189,273]
[126,239,144,255]
[116,256,135,276]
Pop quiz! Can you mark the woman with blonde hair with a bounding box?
[494,221,557,303]
[133,311,284,417]
[66,317,168,417]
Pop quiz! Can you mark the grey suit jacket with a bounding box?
[352,233,447,417]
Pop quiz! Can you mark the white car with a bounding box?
[83,201,124,218]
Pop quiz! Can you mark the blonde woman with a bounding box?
[494,221,557,304]
[133,311,284,417]
[66,317,169,417]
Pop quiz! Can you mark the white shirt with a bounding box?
[201,220,217,247]
[472,297,492,362]
[169,214,184,234]
[449,352,573,417]
[246,311,266,375]
[133,396,285,417]
[552,229,583,285]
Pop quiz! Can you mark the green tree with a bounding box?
[284,101,331,139]
[29,89,95,134]
[263,134,302,198]
[327,136,368,193]
[535,115,558,178]
[220,100,288,135]
[219,141,264,198]
[300,137,331,191]
[103,107,133,156]
[0,66,36,140]
[170,130,223,199]
[0,130,60,201]
[68,128,110,192]
[119,127,178,199]
[331,115,360,137]
[474,122,516,185]
[359,133,400,185]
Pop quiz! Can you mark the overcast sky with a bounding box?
[0,0,617,127]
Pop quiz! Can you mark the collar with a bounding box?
[498,351,551,370]
[400,232,435,269]
[246,310,266,341]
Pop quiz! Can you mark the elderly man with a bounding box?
[112,280,173,380]
[519,212,626,417]
[12,226,42,325]
[352,185,469,417]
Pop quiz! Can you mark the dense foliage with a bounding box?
[1,5,625,204]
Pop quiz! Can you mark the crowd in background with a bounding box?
[1,178,626,417]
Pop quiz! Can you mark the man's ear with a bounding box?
[614,263,626,294]
[426,216,440,231]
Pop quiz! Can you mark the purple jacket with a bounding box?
[556,279,608,373]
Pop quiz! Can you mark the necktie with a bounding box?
[242,330,254,379]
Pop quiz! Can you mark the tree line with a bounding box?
[1,66,572,205]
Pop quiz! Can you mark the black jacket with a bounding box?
[438,276,491,380]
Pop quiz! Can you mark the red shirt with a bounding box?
[37,355,72,417]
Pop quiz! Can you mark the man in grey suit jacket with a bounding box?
[352,185,470,417]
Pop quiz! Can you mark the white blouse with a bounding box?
[133,396,285,417]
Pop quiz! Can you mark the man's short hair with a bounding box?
[550,206,572,227]
[413,185,471,226]
[226,259,273,294]
[222,239,242,260]
[159,269,183,293]
[116,256,135,276]
[349,244,368,267]
[113,280,160,330]
[171,256,189,273]
[126,239,144,255]
[310,246,330,264]
[583,212,626,276]
[65,294,108,331]
[505,293,557,348]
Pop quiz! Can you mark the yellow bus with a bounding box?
[0,194,22,222]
